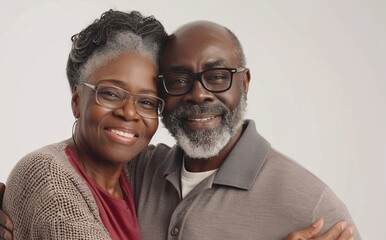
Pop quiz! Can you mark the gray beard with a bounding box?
[162,91,247,159]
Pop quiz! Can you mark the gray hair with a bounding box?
[225,27,246,67]
[66,9,167,91]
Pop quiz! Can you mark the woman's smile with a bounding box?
[105,127,139,145]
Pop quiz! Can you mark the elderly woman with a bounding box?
[3,9,166,239]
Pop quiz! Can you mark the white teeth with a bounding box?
[188,116,215,122]
[111,129,135,138]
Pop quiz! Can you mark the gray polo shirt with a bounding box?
[129,120,361,240]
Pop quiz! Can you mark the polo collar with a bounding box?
[212,120,270,190]
[165,120,270,191]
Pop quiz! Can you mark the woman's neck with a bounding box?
[69,140,125,198]
[81,161,124,198]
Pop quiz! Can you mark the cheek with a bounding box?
[143,118,159,139]
[217,82,244,109]
[80,101,108,130]
[163,96,181,115]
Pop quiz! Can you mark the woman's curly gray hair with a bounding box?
[66,9,167,91]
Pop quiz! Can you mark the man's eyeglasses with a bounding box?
[82,83,164,119]
[158,67,245,96]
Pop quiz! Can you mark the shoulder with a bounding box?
[263,148,326,188]
[262,148,352,210]
[4,140,84,199]
[142,143,174,158]
[130,143,175,167]
[4,139,94,208]
[255,148,330,209]
[6,141,70,184]
[265,151,359,237]
[128,143,179,185]
[256,148,354,223]
[4,141,107,239]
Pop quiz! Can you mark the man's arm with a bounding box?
[0,183,13,240]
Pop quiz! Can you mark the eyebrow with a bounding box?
[99,79,125,85]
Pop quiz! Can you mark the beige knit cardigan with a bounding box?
[3,139,121,239]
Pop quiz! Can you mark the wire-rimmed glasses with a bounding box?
[82,83,164,119]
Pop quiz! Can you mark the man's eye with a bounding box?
[205,70,229,80]
[171,78,188,84]
[208,74,227,80]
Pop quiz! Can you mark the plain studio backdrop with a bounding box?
[1,0,385,238]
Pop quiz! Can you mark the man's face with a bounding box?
[159,22,250,159]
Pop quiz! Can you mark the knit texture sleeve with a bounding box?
[3,142,110,239]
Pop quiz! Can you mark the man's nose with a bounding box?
[183,80,215,104]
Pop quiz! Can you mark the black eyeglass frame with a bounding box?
[158,67,246,96]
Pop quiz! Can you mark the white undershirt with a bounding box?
[180,158,218,199]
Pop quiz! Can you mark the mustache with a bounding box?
[171,103,230,118]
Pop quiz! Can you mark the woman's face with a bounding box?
[72,53,159,165]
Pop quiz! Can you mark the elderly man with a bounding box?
[129,20,361,240]
[0,20,359,240]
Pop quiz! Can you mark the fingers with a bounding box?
[284,219,355,240]
[0,183,13,240]
[0,215,14,240]
[285,218,324,240]
[0,231,13,240]
[336,226,355,240]
[315,221,354,240]
[0,183,4,207]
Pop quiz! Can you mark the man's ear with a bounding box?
[71,85,81,118]
[242,68,251,95]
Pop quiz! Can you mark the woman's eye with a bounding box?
[138,98,157,109]
[98,88,122,100]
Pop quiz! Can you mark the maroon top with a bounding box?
[66,146,140,240]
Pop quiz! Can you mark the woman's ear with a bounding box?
[71,85,81,118]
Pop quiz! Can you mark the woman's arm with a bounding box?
[0,181,355,240]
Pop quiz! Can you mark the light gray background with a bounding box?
[1,0,385,238]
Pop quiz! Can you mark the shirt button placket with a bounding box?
[169,196,195,238]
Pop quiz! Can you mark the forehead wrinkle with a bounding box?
[165,60,226,73]
[168,66,190,72]
[203,60,227,70]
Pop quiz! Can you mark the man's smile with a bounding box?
[187,115,217,122]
